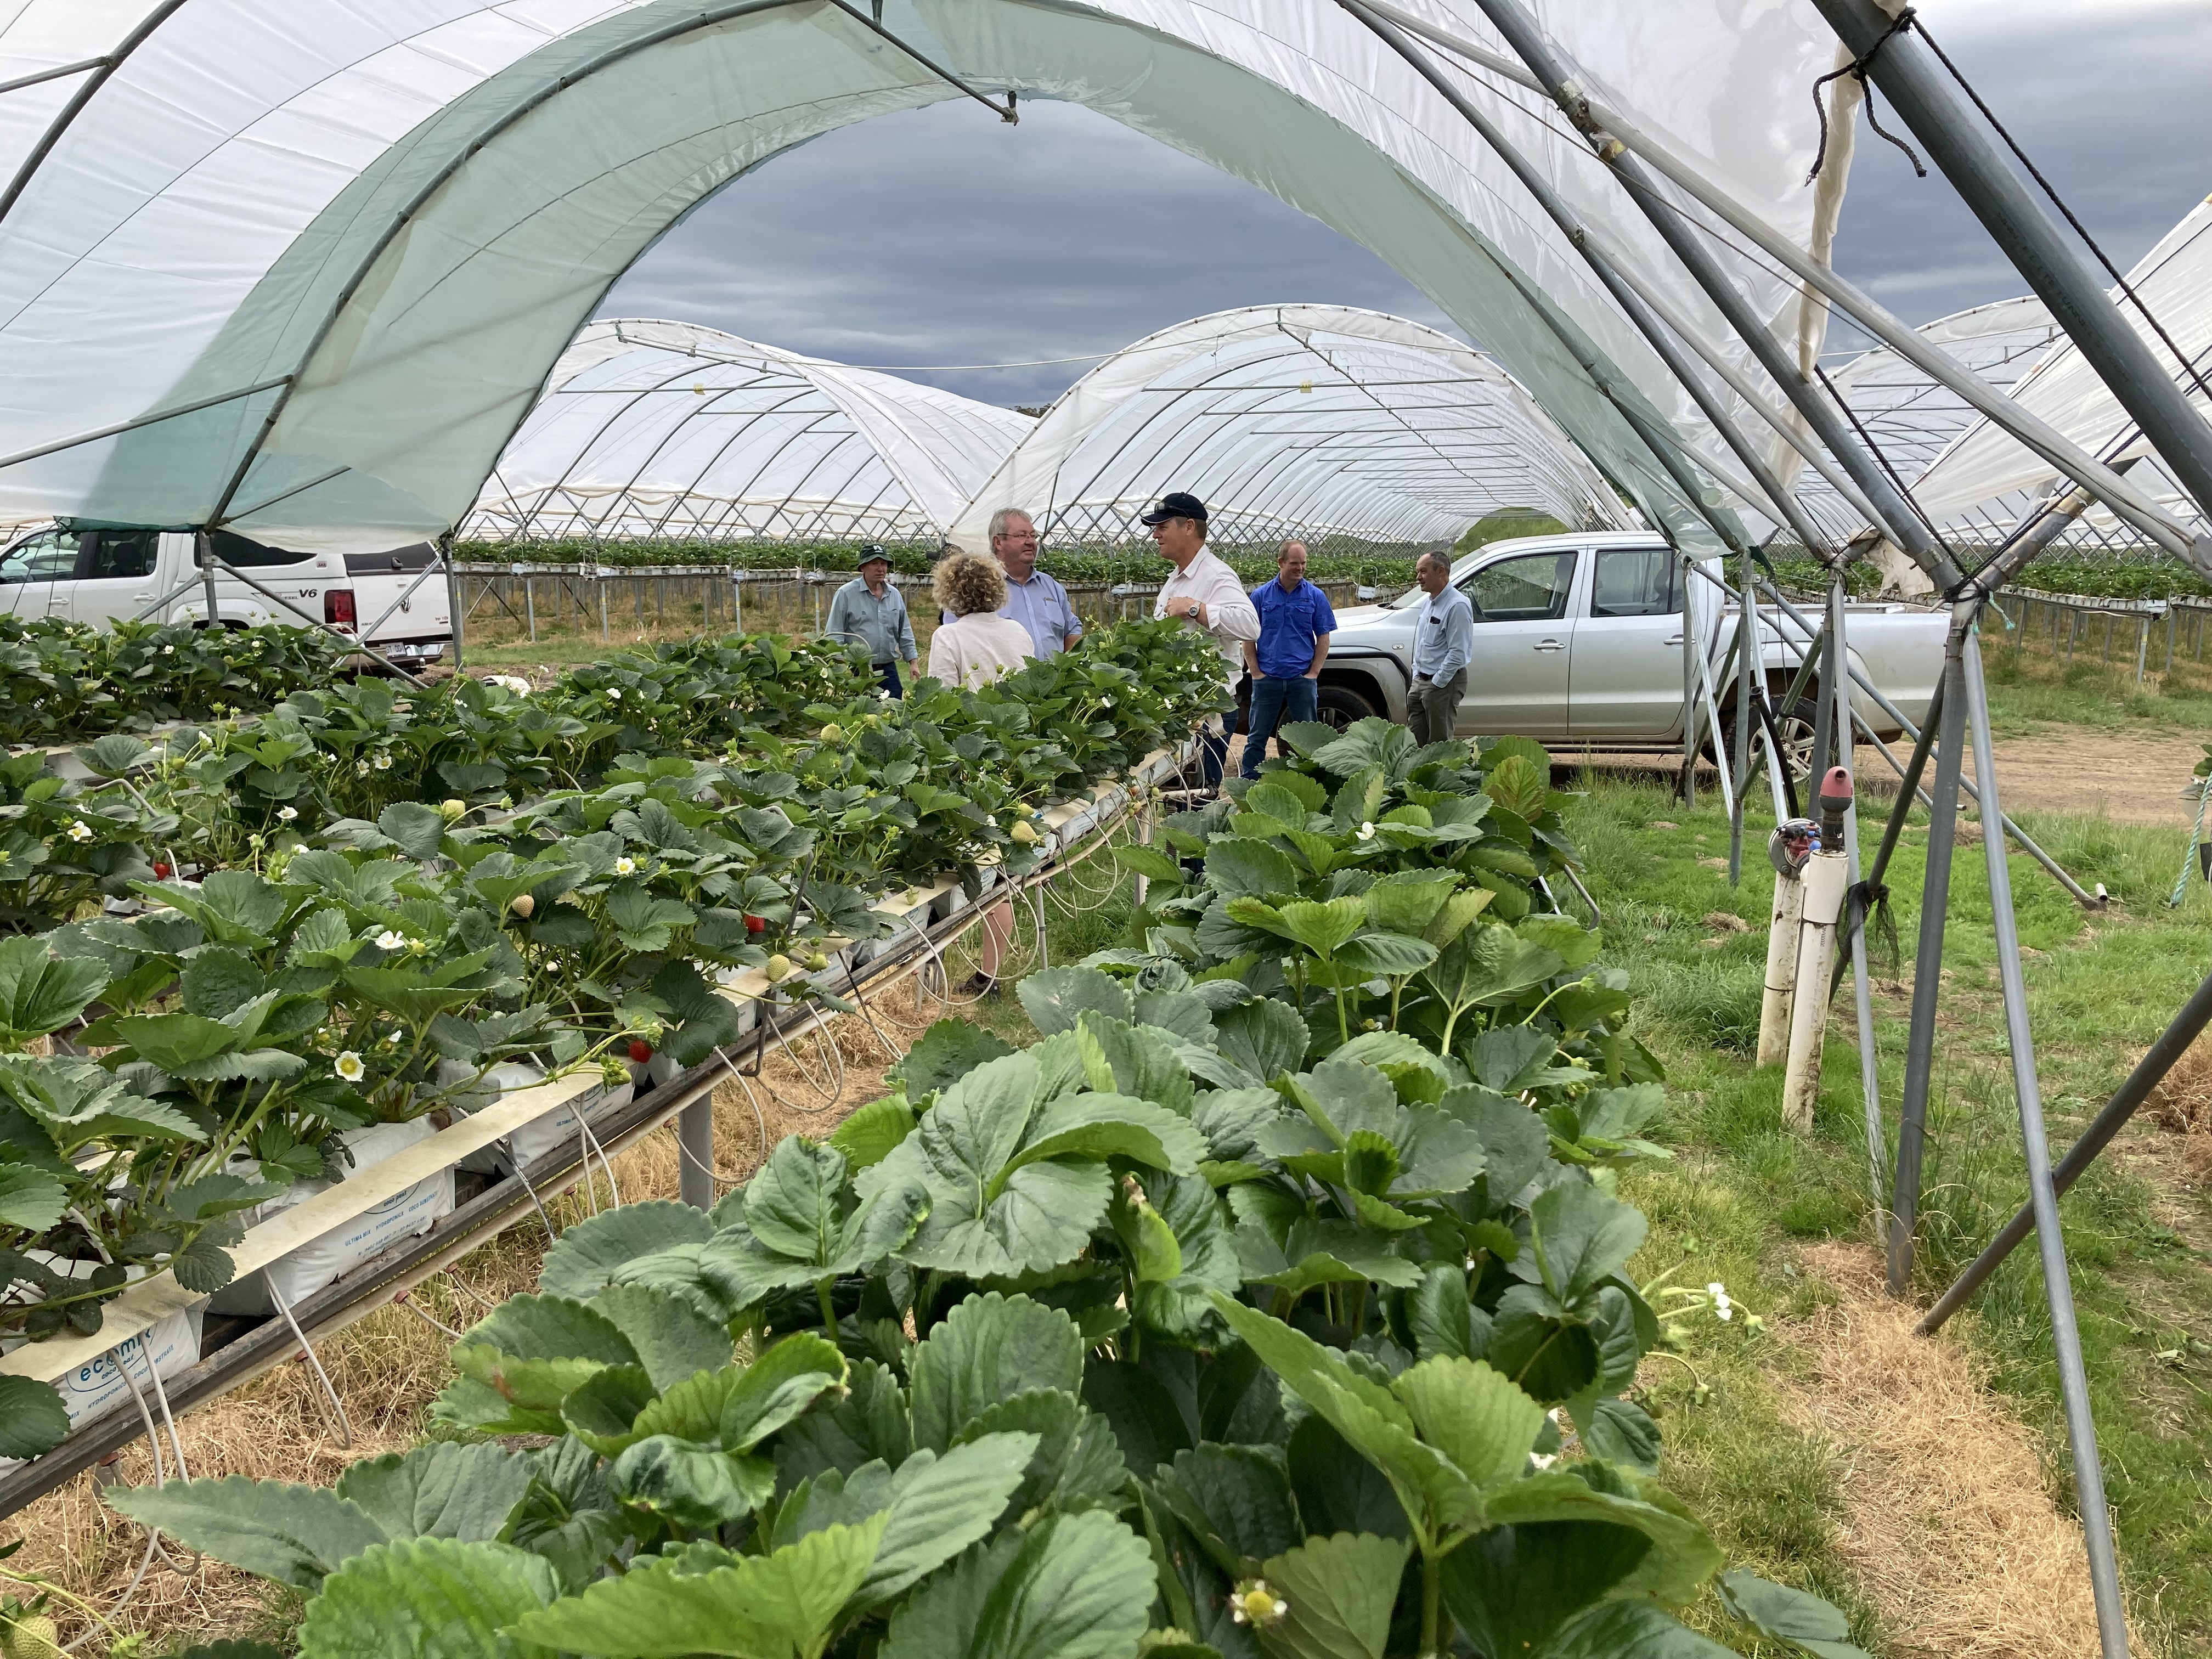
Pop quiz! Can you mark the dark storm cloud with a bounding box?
[1831,0,2212,332]
[602,4,2211,404]
[600,99,1458,411]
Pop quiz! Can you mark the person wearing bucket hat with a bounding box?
[1147,492,1258,791]
[824,543,918,698]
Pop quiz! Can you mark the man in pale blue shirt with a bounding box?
[1408,551,1473,744]
[956,507,1083,658]
[823,545,917,697]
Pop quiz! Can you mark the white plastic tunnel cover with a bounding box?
[467,319,1032,544]
[0,1,1848,559]
[947,303,1626,550]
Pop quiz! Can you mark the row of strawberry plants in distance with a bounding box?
[0,617,354,748]
[0,622,1228,1392]
[70,721,1867,1659]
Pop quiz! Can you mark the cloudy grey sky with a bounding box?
[600,2,2212,411]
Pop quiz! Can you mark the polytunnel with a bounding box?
[944,303,1626,551]
[1910,195,2212,551]
[1790,295,2063,548]
[0,0,1870,562]
[466,319,1031,544]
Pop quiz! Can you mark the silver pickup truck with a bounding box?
[1313,531,1943,764]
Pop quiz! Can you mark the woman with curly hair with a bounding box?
[921,548,1036,996]
[926,550,1035,690]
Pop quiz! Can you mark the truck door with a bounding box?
[0,526,78,620]
[1568,545,1684,740]
[1454,548,1577,740]
[65,529,161,628]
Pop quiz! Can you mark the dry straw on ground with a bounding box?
[1773,1242,2132,1659]
[2145,1036,2212,1188]
[11,936,971,1647]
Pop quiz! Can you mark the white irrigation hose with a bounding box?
[267,1278,352,1449]
[576,1113,622,1210]
[503,1141,560,1238]
[62,1361,161,1652]
[396,1294,464,1342]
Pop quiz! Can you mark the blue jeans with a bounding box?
[1242,675,1317,777]
[876,659,905,699]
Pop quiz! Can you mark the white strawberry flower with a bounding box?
[614,856,637,877]
[64,820,92,842]
[606,687,623,701]
[334,1051,365,1082]
[1356,821,1376,842]
[276,805,298,822]
[371,751,391,771]
[374,929,405,950]
[1228,1581,1289,1627]
[1707,1280,1734,1322]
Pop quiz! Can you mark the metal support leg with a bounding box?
[1680,554,1698,810]
[524,574,537,644]
[1811,578,1841,782]
[1831,588,1885,1209]
[1758,578,2097,907]
[1959,627,2131,1659]
[1730,546,1758,882]
[678,1095,715,1209]
[442,534,462,671]
[1889,611,1972,1295]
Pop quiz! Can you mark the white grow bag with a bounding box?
[1,1272,204,1468]
[445,1060,636,1177]
[209,1118,455,1317]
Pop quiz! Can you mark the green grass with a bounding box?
[1979,614,2212,735]
[1566,770,2212,1657]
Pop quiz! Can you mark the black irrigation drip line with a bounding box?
[1912,16,2212,407]
[1805,6,1926,183]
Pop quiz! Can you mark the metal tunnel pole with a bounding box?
[1957,626,2131,1659]
[1464,0,1962,591]
[1810,0,2212,540]
[1888,606,1971,1297]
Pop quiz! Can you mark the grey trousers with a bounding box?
[1407,669,1466,746]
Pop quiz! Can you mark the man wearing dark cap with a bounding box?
[823,544,918,698]
[1146,492,1259,789]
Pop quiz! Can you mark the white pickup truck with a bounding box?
[0,523,452,667]
[1315,531,1943,768]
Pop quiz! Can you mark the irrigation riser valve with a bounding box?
[1757,816,1818,1068]
[1782,769,1855,1133]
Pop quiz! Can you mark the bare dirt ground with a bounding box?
[1565,728,2205,829]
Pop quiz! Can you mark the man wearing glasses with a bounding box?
[963,507,1084,659]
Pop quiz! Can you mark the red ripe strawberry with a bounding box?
[744,913,766,934]
[627,1039,653,1064]
[153,862,172,879]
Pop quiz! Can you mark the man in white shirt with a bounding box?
[1146,492,1259,789]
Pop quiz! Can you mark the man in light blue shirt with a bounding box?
[1408,551,1474,744]
[972,507,1082,659]
[823,545,917,697]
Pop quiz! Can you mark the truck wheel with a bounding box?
[1710,695,1820,785]
[1316,683,1380,731]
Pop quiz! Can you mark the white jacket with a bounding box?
[1153,548,1260,688]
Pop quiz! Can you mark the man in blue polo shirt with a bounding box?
[1241,540,1335,778]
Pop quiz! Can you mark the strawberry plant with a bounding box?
[92,980,1854,1658]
